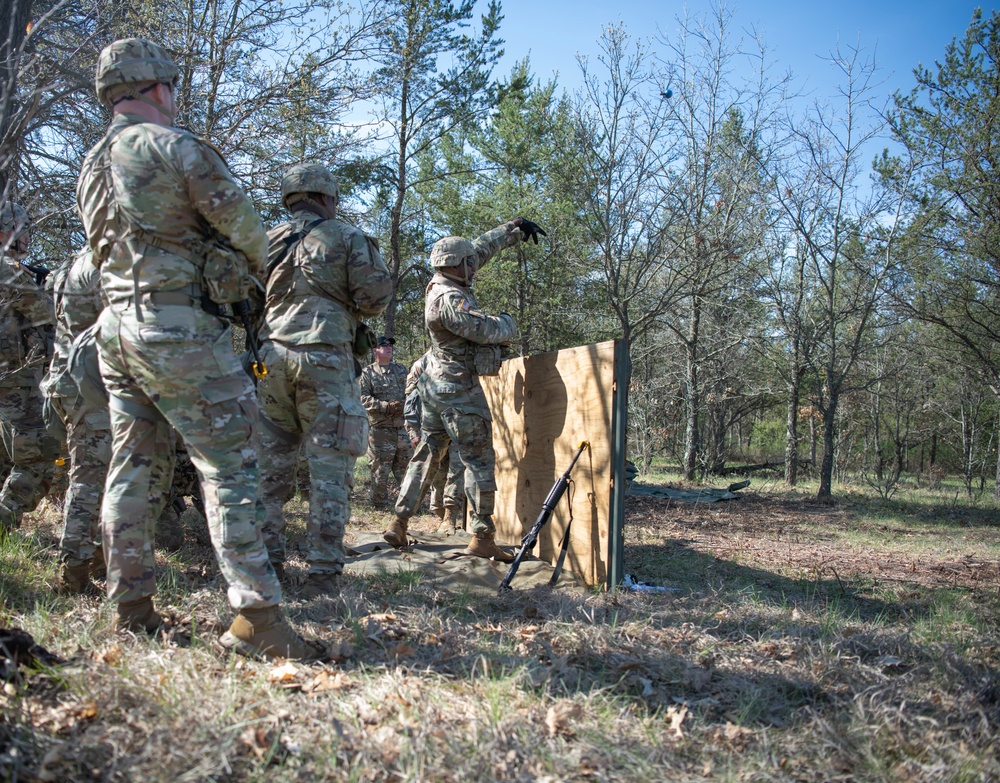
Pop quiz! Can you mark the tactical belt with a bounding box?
[116,284,204,310]
[108,393,164,424]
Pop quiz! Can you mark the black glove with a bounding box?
[20,262,49,286]
[515,217,546,245]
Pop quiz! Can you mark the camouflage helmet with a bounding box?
[95,38,178,107]
[430,236,475,268]
[281,163,340,210]
[0,202,29,235]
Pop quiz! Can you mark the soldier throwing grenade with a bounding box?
[384,217,546,561]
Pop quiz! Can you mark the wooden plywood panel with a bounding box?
[481,340,619,587]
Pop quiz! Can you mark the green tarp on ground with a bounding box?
[344,530,582,592]
[626,479,750,502]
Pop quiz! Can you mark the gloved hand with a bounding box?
[513,217,546,245]
[20,262,50,286]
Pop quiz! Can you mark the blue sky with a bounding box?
[493,1,992,104]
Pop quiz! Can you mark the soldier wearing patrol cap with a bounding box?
[384,217,546,561]
[0,200,57,532]
[76,38,319,659]
[359,335,411,509]
[257,162,392,598]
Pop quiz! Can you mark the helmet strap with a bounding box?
[112,82,174,123]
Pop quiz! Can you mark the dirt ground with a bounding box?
[625,491,1000,593]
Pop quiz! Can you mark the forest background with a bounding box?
[2,0,999,501]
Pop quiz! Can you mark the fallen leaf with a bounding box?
[545,701,582,736]
[667,704,688,739]
[268,662,301,683]
[724,721,751,751]
[240,725,277,760]
[305,669,353,694]
[393,642,416,658]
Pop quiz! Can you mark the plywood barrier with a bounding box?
[480,339,625,588]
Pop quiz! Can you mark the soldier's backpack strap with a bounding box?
[265,217,325,282]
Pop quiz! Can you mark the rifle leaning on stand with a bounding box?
[498,440,590,594]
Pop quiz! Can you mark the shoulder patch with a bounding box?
[459,299,471,312]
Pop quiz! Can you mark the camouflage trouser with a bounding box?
[50,394,111,565]
[166,435,204,516]
[257,341,367,576]
[0,383,57,528]
[367,425,412,507]
[97,304,280,609]
[395,392,496,536]
[429,444,464,514]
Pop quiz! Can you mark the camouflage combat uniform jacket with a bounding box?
[394,222,522,534]
[0,252,56,528]
[256,210,392,572]
[359,360,407,429]
[0,253,54,389]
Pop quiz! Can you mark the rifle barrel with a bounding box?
[498,441,589,593]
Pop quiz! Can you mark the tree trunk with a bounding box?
[0,0,33,192]
[818,398,837,498]
[682,298,701,481]
[784,371,800,486]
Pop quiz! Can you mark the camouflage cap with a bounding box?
[95,38,178,107]
[430,236,475,269]
[281,163,340,210]
[0,202,29,234]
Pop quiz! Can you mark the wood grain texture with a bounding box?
[481,340,619,586]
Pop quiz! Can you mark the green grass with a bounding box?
[0,476,998,782]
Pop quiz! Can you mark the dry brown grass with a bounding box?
[1,483,998,782]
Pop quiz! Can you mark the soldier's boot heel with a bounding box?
[466,531,515,563]
[57,561,94,595]
[116,596,167,634]
[436,505,463,536]
[301,573,340,600]
[382,517,409,548]
[219,605,324,661]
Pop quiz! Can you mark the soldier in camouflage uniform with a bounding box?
[0,201,58,532]
[43,249,204,590]
[384,218,546,561]
[403,350,465,533]
[40,248,111,592]
[76,38,318,660]
[258,163,392,598]
[359,336,411,509]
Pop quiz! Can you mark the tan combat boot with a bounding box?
[436,505,463,536]
[382,517,409,548]
[57,561,93,595]
[116,596,166,634]
[90,547,107,581]
[219,605,324,660]
[466,531,515,562]
[301,573,339,600]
